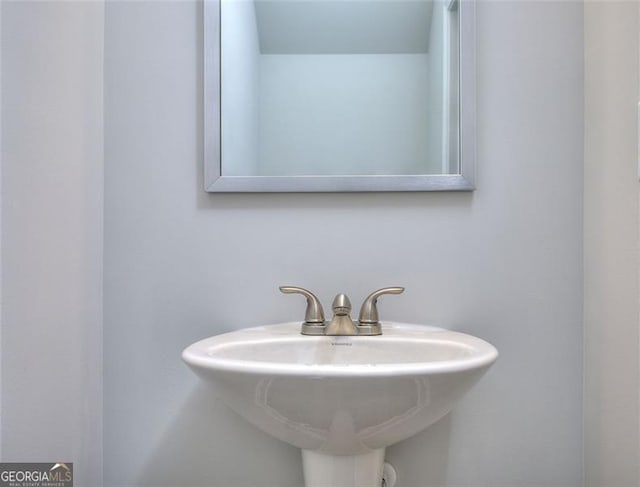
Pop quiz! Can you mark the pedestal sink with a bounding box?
[182,322,497,487]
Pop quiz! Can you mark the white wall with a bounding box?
[1,2,104,486]
[221,0,260,176]
[258,54,430,175]
[584,3,640,486]
[0,1,3,462]
[104,2,583,487]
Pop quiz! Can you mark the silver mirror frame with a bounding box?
[204,0,475,192]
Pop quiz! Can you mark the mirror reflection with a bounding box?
[220,0,460,177]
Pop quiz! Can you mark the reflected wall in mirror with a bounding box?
[204,0,475,192]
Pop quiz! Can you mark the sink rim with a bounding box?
[182,322,498,377]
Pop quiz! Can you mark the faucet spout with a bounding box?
[325,294,358,336]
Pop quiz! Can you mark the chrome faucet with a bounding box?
[279,286,404,336]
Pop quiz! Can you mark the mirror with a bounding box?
[204,0,475,192]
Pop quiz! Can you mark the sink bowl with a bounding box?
[182,322,497,487]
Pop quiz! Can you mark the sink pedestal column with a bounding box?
[302,449,385,487]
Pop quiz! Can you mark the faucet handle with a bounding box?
[358,287,405,326]
[279,286,325,322]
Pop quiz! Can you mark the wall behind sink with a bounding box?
[104,1,583,486]
[2,2,104,485]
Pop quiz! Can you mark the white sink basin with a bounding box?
[182,322,497,487]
